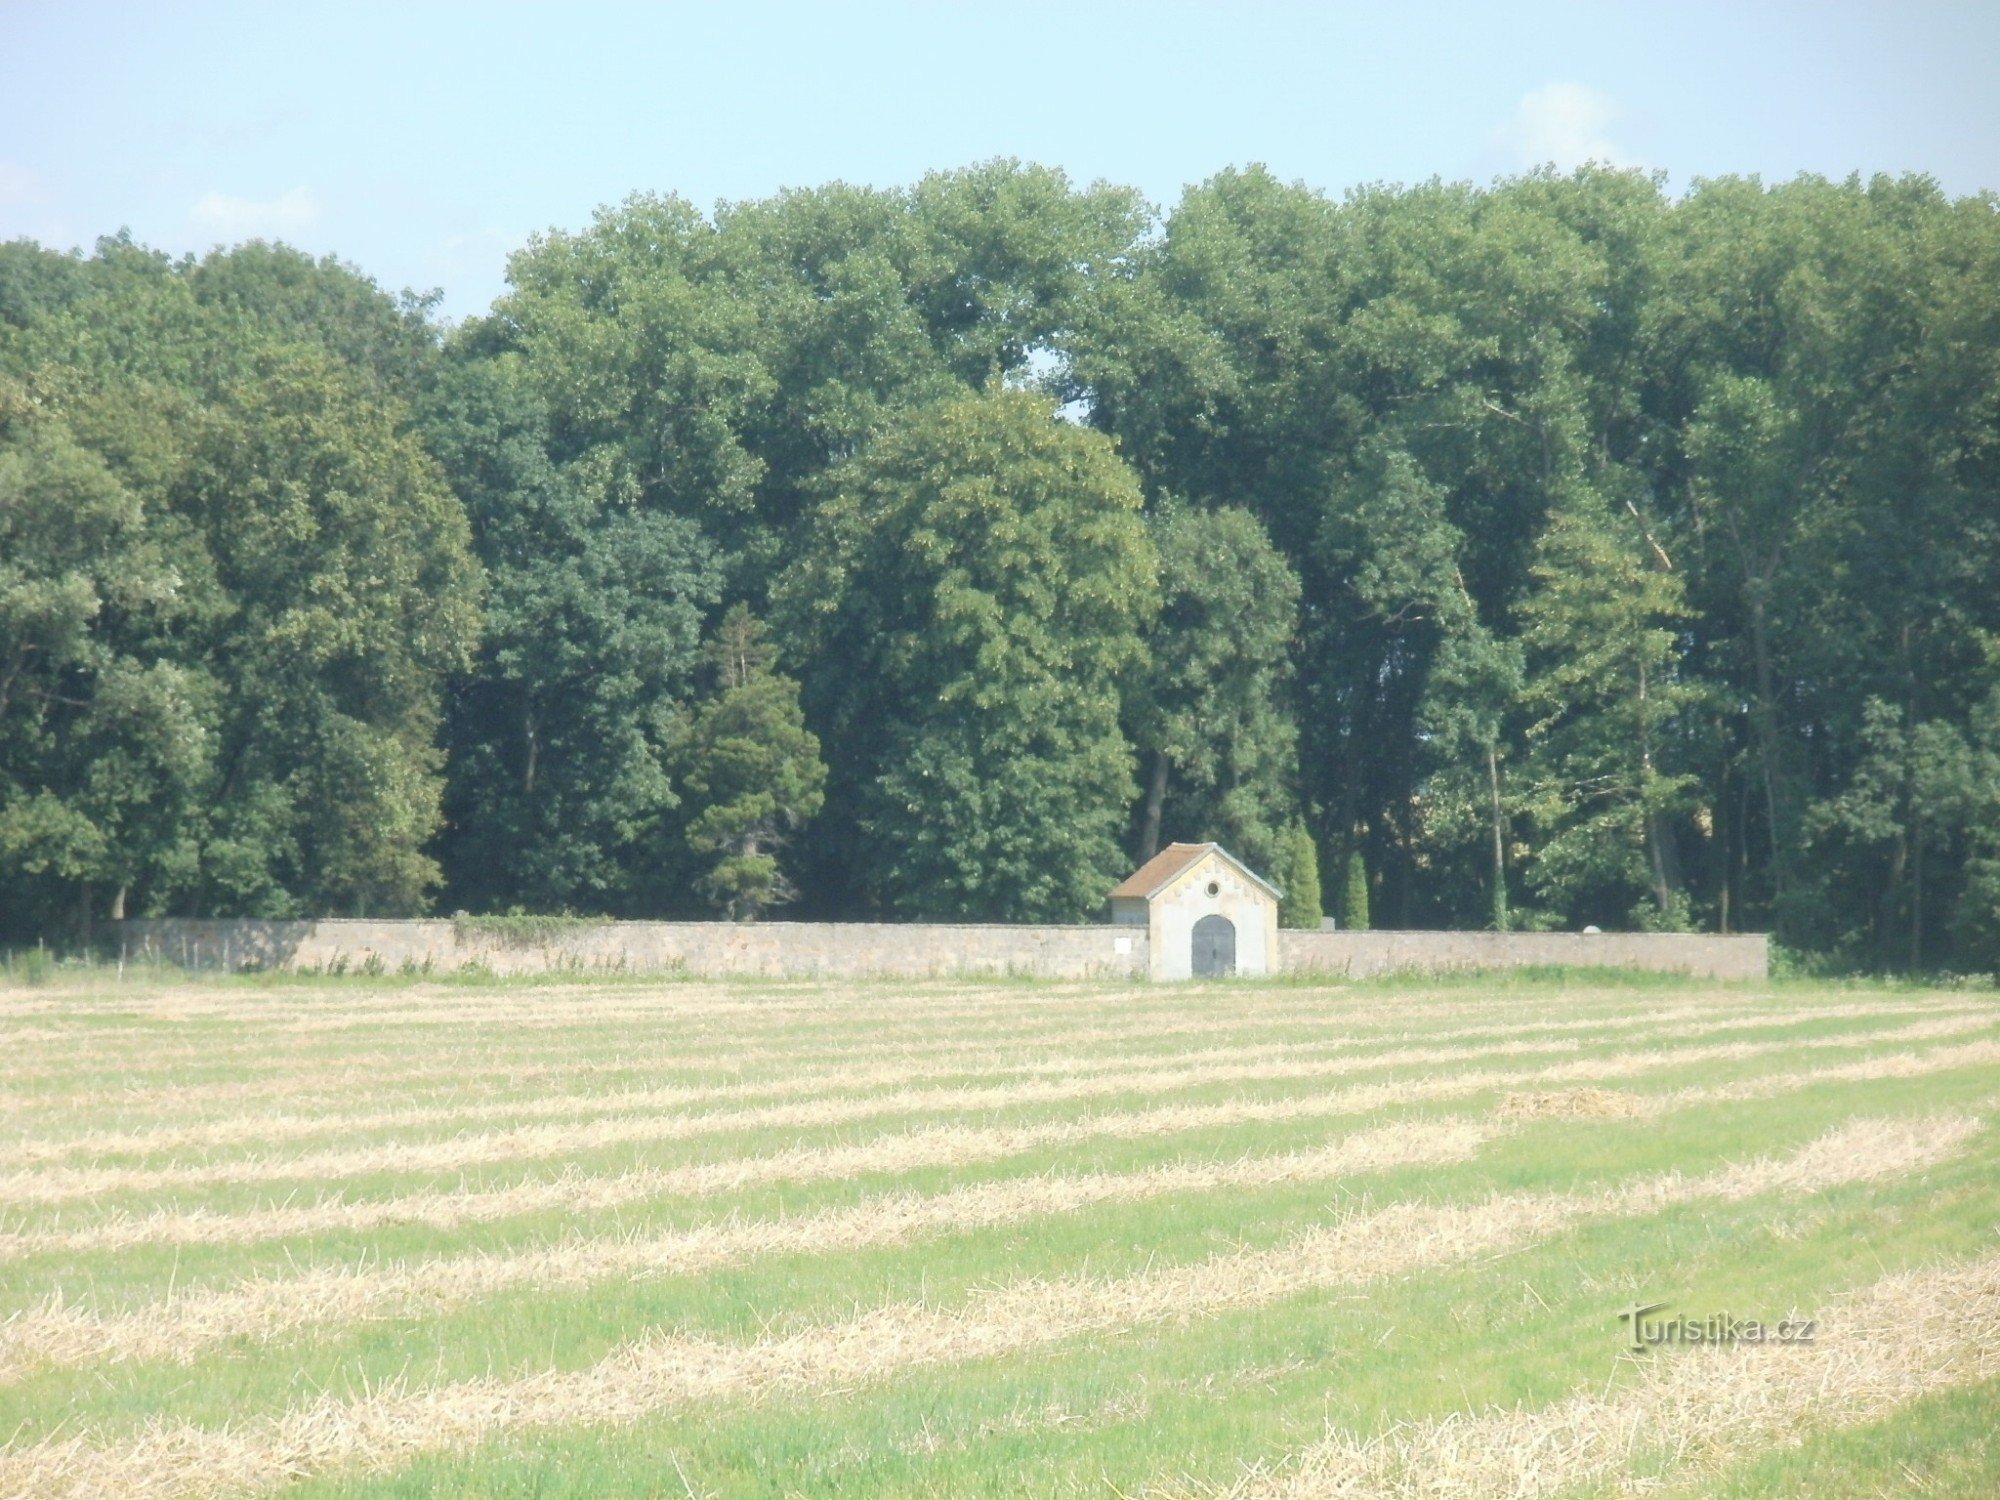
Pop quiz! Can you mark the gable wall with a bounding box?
[1146,849,1278,980]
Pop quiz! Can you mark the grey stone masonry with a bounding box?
[115,919,1766,981]
[115,919,1150,980]
[1279,929,1768,981]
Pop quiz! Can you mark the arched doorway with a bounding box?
[1192,914,1236,977]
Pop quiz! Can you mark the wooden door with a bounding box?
[1191,914,1236,977]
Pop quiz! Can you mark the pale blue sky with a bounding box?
[4,1,1997,318]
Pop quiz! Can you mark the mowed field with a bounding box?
[1,971,1997,1498]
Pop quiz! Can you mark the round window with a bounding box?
[1205,879,1221,898]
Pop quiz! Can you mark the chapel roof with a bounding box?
[1108,842,1282,902]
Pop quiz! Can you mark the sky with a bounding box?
[3,1,1998,319]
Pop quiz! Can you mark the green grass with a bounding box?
[1671,1375,2000,1498]
[0,973,1994,1498]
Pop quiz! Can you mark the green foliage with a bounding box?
[0,244,478,936]
[0,390,210,934]
[1514,498,1702,931]
[179,348,480,915]
[481,161,1145,594]
[1802,687,2000,971]
[1271,821,1322,929]
[1129,503,1300,869]
[3,946,54,985]
[5,167,2000,962]
[779,388,1156,921]
[670,607,827,920]
[1340,848,1371,931]
[421,353,720,915]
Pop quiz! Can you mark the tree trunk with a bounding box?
[110,884,127,922]
[1715,738,1732,934]
[738,830,761,923]
[522,707,538,796]
[1637,658,1673,914]
[1485,742,1509,932]
[1745,588,1786,898]
[1735,761,1755,932]
[1139,750,1169,861]
[1883,832,1907,960]
[1910,826,1925,973]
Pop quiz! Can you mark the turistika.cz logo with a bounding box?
[1617,1301,1817,1353]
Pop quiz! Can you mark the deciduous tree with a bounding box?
[779,389,1156,921]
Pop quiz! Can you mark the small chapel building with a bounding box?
[1108,842,1281,981]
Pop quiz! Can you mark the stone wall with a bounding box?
[115,918,1150,980]
[116,918,1766,982]
[1278,929,1768,981]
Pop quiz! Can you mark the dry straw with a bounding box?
[0,1115,1975,1500]
[0,981,1609,1080]
[1212,1249,2000,1498]
[4,996,1942,1166]
[0,1119,1495,1377]
[6,1012,1991,1208]
[11,981,1897,1094]
[5,1035,1995,1264]
[0,989,1477,1097]
[0,1034,1605,1206]
[7,1016,1984,1216]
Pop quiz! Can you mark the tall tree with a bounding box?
[1270,820,1323,929]
[174,349,481,915]
[778,388,1156,921]
[670,606,827,920]
[422,353,719,914]
[485,161,1148,595]
[1128,503,1300,867]
[0,388,213,939]
[1516,497,1702,929]
[0,238,480,925]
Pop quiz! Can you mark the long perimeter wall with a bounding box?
[116,920,1767,982]
[115,919,1150,980]
[1278,929,1767,982]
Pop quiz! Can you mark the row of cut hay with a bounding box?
[4,1030,1993,1272]
[0,979,1815,1058]
[15,1033,1994,1379]
[0,988,1419,1087]
[0,1033,1493,1161]
[0,1116,1974,1500]
[0,981,1539,1079]
[0,1119,1497,1377]
[0,978,1236,1044]
[5,1013,1989,1208]
[0,1007,1632,1158]
[1209,1249,2000,1499]
[1502,1035,2000,1121]
[2,972,1691,1029]
[6,986,1944,1126]
[3,996,1953,1164]
[0,980,1823,1086]
[0,1033,1596,1204]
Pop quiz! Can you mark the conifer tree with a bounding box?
[672,606,827,921]
[1341,848,1371,931]
[1272,820,1322,929]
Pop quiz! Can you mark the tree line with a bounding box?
[3,161,1998,969]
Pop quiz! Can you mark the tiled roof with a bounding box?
[1109,842,1282,902]
[1107,842,1214,900]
